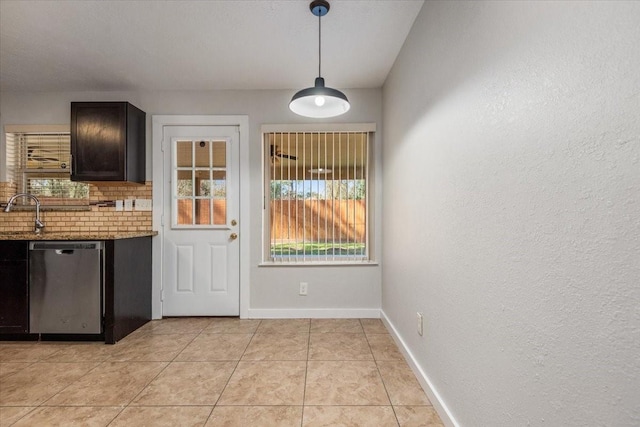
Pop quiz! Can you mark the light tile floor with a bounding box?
[0,318,444,426]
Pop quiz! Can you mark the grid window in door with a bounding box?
[173,139,227,227]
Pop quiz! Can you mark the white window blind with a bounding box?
[265,131,370,263]
[5,130,88,205]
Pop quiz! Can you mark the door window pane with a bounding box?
[176,140,193,167]
[213,140,226,167]
[213,171,226,225]
[173,138,228,227]
[176,170,193,197]
[195,199,212,225]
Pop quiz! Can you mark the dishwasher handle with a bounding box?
[29,241,104,251]
[55,249,75,255]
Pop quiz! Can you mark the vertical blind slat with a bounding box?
[287,132,291,264]
[302,132,306,263]
[339,132,343,256]
[278,134,284,262]
[331,132,336,262]
[352,133,357,259]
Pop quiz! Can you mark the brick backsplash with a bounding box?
[0,181,17,202]
[0,181,152,233]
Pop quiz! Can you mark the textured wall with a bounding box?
[382,1,640,426]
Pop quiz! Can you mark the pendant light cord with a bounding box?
[318,12,322,78]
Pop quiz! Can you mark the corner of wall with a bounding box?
[381,310,459,427]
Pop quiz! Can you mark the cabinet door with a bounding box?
[0,259,29,333]
[71,102,126,181]
[104,237,152,344]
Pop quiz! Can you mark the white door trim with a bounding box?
[152,115,250,319]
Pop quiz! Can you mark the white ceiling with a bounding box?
[0,0,423,92]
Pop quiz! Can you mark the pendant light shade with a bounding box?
[289,0,350,118]
[289,77,350,118]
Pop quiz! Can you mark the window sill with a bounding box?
[259,261,379,267]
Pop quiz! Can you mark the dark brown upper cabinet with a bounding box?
[71,102,146,183]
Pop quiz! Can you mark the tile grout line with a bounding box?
[200,319,263,425]
[301,319,312,427]
[375,365,402,427]
[362,319,402,427]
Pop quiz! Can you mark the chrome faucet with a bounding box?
[4,193,45,234]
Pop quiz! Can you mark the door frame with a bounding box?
[152,115,250,319]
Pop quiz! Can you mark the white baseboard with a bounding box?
[381,310,459,427]
[246,308,381,319]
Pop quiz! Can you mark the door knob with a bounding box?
[230,233,238,240]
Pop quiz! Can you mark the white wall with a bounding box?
[382,1,639,426]
[0,88,383,316]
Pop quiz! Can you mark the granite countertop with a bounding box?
[0,231,158,240]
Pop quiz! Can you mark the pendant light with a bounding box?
[289,0,350,118]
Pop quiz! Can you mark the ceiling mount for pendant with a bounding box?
[289,0,350,118]
[310,0,329,17]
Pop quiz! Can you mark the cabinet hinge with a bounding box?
[160,214,164,226]
[161,290,164,301]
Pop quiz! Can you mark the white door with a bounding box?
[161,126,239,316]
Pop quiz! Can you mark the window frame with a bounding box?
[4,125,89,207]
[261,123,377,266]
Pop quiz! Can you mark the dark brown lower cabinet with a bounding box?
[0,237,151,343]
[0,241,29,334]
[104,237,152,344]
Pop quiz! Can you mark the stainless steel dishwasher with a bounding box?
[29,241,103,334]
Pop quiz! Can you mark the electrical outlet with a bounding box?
[135,199,152,211]
[417,312,424,336]
[299,282,308,296]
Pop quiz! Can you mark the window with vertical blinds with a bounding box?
[5,129,89,205]
[264,129,372,264]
